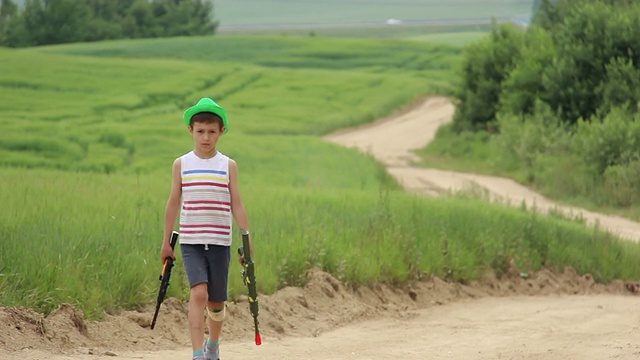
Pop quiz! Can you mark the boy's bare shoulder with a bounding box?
[172,157,182,171]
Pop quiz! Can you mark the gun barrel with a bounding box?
[240,233,261,345]
[150,303,162,329]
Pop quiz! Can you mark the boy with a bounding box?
[161,97,253,360]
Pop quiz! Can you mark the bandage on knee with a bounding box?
[206,306,226,322]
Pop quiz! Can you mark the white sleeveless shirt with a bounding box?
[179,151,232,246]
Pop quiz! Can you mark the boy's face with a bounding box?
[189,121,225,153]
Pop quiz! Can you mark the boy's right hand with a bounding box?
[160,242,175,263]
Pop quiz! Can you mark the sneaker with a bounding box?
[203,340,220,360]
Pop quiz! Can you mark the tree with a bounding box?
[0,0,18,45]
[0,0,218,47]
[541,1,640,123]
[531,0,560,31]
[0,0,17,19]
[83,0,129,40]
[500,26,556,116]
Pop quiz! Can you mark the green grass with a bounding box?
[408,31,492,46]
[2,33,640,320]
[41,35,463,81]
[415,123,506,175]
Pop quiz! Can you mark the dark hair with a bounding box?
[190,112,224,128]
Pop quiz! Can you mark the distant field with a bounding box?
[43,35,462,70]
[213,0,529,43]
[214,0,534,28]
[216,23,493,45]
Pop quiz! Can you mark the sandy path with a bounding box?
[8,295,640,360]
[8,96,640,360]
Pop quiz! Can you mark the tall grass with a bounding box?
[2,168,639,319]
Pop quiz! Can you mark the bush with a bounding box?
[597,57,640,115]
[495,101,568,180]
[602,161,640,207]
[572,108,640,176]
[452,21,526,132]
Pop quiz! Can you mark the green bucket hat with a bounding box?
[183,98,229,133]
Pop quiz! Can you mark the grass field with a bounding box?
[3,36,458,173]
[3,17,640,320]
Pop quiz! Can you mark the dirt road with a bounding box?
[6,295,640,360]
[4,96,640,360]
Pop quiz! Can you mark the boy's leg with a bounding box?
[204,301,224,359]
[188,284,209,353]
[203,245,230,360]
[206,301,225,341]
[181,244,210,359]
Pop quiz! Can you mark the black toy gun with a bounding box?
[238,232,262,345]
[151,231,178,330]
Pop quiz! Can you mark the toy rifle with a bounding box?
[238,232,262,345]
[151,231,179,330]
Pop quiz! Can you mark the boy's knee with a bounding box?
[206,303,226,322]
[208,301,224,309]
[190,283,208,303]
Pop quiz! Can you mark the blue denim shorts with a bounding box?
[180,244,231,302]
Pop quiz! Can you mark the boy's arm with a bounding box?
[229,159,252,256]
[161,158,182,261]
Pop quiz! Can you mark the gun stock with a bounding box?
[238,233,262,345]
[151,231,178,330]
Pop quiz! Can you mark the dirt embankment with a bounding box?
[3,266,639,360]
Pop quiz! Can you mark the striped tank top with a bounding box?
[179,151,232,246]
